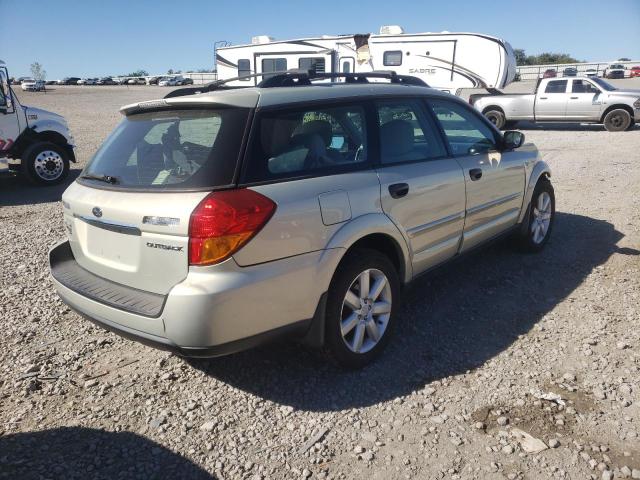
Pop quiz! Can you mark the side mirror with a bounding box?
[503,130,525,150]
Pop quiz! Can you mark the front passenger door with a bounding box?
[428,99,525,252]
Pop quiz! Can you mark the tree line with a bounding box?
[515,49,632,66]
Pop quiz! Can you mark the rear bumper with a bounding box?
[49,240,342,356]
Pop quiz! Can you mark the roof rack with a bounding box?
[164,69,429,99]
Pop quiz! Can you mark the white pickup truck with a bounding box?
[471,76,640,132]
[0,60,75,184]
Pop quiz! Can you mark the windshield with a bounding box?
[82,108,250,190]
[590,77,617,91]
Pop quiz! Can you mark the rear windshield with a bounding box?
[82,108,250,189]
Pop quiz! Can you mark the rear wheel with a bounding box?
[484,109,506,129]
[603,109,632,132]
[325,249,400,368]
[22,142,70,185]
[517,178,555,253]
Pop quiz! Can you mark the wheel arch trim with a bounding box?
[518,160,552,225]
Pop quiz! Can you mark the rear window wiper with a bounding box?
[80,173,119,184]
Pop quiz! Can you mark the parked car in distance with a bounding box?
[77,78,97,85]
[49,71,555,368]
[127,77,147,85]
[605,64,626,79]
[584,68,598,77]
[97,77,117,85]
[117,77,131,85]
[180,77,194,85]
[631,66,640,78]
[562,67,577,77]
[542,69,556,79]
[147,76,163,85]
[58,77,81,85]
[45,80,58,85]
[15,77,34,84]
[158,76,177,86]
[21,79,45,91]
[471,76,640,132]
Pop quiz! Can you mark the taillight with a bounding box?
[189,189,276,266]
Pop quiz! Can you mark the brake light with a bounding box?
[189,189,276,266]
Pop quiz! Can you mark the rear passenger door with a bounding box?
[375,99,466,275]
[535,79,568,119]
[428,98,525,251]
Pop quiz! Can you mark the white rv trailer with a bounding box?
[215,26,517,93]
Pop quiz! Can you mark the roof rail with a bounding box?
[257,70,430,88]
[164,69,429,99]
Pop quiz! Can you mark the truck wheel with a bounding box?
[484,110,506,129]
[22,142,70,185]
[603,109,632,132]
[324,248,400,369]
[516,178,555,253]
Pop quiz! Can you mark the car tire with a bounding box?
[517,178,555,253]
[603,109,632,132]
[484,109,506,130]
[22,142,70,186]
[324,248,400,369]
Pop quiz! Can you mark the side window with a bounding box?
[0,69,8,108]
[238,59,251,80]
[429,99,498,157]
[376,100,447,164]
[244,104,367,182]
[342,61,351,73]
[383,51,402,66]
[261,58,287,79]
[545,80,568,94]
[572,80,599,94]
[299,57,326,74]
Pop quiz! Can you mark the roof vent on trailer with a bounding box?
[379,25,404,35]
[252,35,275,44]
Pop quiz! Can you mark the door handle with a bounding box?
[570,96,579,99]
[539,96,548,99]
[469,168,483,181]
[388,183,409,199]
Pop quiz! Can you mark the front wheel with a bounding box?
[517,178,555,253]
[22,142,70,185]
[325,249,400,368]
[603,109,632,132]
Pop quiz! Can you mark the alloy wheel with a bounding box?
[531,191,552,244]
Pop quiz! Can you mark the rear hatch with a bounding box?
[63,105,251,295]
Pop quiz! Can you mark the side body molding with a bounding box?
[322,213,413,284]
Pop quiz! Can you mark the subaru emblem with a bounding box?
[92,207,103,218]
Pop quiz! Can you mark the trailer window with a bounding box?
[544,80,568,93]
[342,61,351,73]
[261,58,287,79]
[299,57,326,74]
[383,51,402,66]
[238,59,251,80]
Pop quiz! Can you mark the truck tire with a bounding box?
[603,109,632,132]
[22,142,70,185]
[484,109,506,130]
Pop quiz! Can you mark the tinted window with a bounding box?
[83,108,250,189]
[545,80,568,93]
[572,80,600,94]
[262,58,287,79]
[383,51,402,66]
[243,105,367,182]
[376,100,446,164]
[238,59,251,80]
[428,99,498,157]
[299,57,326,73]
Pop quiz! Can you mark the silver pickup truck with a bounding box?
[471,77,640,132]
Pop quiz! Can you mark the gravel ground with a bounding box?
[1,83,639,480]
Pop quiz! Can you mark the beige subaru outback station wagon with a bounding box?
[49,71,554,368]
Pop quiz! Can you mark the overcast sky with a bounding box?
[1,0,639,78]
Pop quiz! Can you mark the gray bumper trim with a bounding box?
[50,241,166,318]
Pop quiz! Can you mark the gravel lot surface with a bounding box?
[1,82,639,480]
